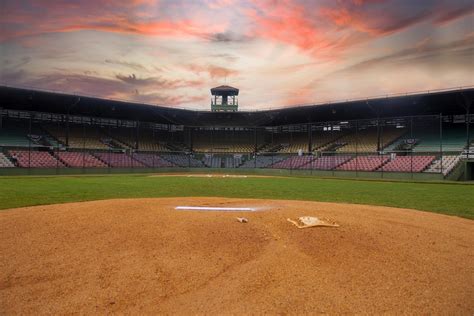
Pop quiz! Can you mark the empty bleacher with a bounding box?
[425,155,461,175]
[224,156,243,168]
[274,133,308,153]
[56,151,108,168]
[335,128,405,153]
[132,153,175,168]
[312,131,345,151]
[160,153,204,167]
[299,155,352,170]
[9,150,65,168]
[270,156,316,169]
[381,155,435,173]
[0,125,34,147]
[239,155,286,168]
[337,155,389,171]
[203,156,222,168]
[411,126,468,153]
[192,130,256,153]
[94,152,145,168]
[44,125,114,149]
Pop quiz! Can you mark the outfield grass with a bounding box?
[0,174,472,219]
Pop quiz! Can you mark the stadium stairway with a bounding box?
[38,126,66,149]
[258,143,283,153]
[91,153,112,167]
[424,155,462,176]
[0,151,15,168]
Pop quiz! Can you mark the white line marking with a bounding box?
[175,206,256,211]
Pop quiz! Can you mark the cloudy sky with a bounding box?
[1,0,473,110]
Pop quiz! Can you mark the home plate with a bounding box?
[175,206,256,212]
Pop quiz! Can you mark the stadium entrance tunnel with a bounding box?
[467,162,474,180]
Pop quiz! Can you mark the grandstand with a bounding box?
[159,153,204,168]
[94,152,145,168]
[44,124,116,150]
[56,151,108,168]
[336,155,390,171]
[335,127,406,153]
[191,129,256,153]
[9,150,65,168]
[299,155,352,170]
[0,125,32,147]
[239,155,286,168]
[381,155,436,173]
[0,85,472,180]
[132,153,176,168]
[270,155,315,169]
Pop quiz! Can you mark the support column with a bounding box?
[308,123,312,153]
[439,114,443,175]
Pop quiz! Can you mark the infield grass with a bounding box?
[0,174,472,219]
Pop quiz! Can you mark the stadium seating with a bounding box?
[105,128,172,152]
[132,153,176,167]
[380,155,435,172]
[203,156,222,168]
[270,156,316,169]
[159,154,204,167]
[337,155,389,171]
[335,128,405,153]
[94,152,145,168]
[412,127,468,153]
[425,155,461,175]
[312,131,345,151]
[44,125,115,149]
[239,155,286,168]
[192,130,256,153]
[0,152,14,167]
[56,151,108,168]
[224,156,243,168]
[299,155,352,170]
[0,125,33,147]
[9,150,65,168]
[275,133,308,153]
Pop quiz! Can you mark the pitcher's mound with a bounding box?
[1,197,473,314]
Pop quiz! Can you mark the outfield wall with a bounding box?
[0,166,446,181]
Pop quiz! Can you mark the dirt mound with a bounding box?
[1,198,473,314]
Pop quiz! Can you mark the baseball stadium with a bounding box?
[1,0,473,314]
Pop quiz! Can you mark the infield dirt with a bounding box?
[1,197,473,314]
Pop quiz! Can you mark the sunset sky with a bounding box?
[1,0,473,110]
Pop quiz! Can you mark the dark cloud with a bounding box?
[115,73,158,86]
[104,59,149,72]
[115,73,204,89]
[434,3,474,24]
[206,31,253,43]
[1,70,206,106]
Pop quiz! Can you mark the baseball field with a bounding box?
[1,174,473,314]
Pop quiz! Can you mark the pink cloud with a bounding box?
[0,0,226,42]
[185,64,239,79]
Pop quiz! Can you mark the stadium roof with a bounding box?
[1,85,472,127]
[210,85,239,95]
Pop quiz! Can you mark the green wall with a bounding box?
[0,166,445,181]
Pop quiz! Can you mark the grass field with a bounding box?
[0,174,473,219]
